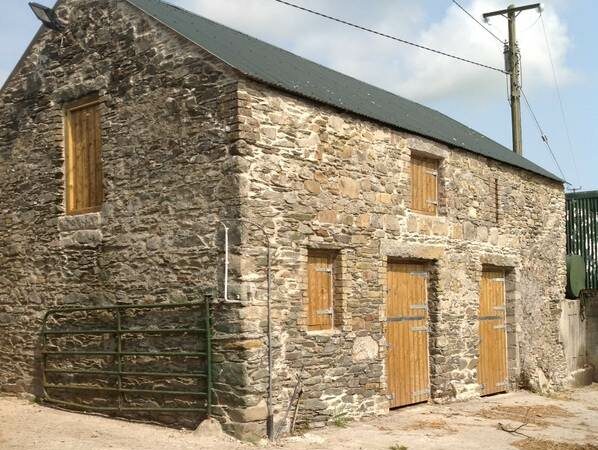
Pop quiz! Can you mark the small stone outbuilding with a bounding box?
[0,0,569,439]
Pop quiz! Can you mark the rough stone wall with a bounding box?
[0,0,570,439]
[234,78,568,431]
[0,0,249,433]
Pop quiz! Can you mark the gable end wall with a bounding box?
[0,0,251,432]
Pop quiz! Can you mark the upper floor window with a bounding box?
[64,97,103,215]
[410,155,439,215]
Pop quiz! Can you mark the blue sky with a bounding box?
[1,0,596,190]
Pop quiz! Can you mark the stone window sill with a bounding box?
[58,212,103,248]
[305,328,342,337]
[58,212,102,232]
[408,210,447,220]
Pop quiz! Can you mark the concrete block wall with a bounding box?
[585,293,598,381]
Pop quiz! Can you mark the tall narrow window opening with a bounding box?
[64,97,103,215]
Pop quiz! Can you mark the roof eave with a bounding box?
[237,72,564,184]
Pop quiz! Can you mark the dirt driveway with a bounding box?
[1,385,597,450]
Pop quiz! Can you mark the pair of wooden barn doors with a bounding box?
[386,263,508,408]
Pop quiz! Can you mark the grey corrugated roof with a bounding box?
[126,0,561,182]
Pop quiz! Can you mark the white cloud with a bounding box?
[174,0,425,67]
[395,0,575,101]
[172,0,575,103]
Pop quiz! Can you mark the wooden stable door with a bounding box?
[386,262,430,408]
[478,270,508,396]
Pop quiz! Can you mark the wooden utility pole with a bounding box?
[483,3,542,156]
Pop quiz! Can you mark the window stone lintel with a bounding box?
[407,139,449,160]
[380,240,445,260]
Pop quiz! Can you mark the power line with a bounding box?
[451,0,504,44]
[452,0,513,116]
[271,0,568,181]
[520,13,541,33]
[270,0,507,74]
[539,11,581,186]
[521,89,568,182]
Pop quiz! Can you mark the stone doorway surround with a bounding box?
[380,242,442,407]
[479,254,519,393]
[379,242,521,403]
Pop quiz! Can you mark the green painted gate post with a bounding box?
[205,295,212,417]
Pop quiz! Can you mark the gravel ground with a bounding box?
[1,385,597,450]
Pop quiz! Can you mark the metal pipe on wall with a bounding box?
[219,218,274,440]
[218,221,230,301]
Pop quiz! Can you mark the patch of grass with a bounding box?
[331,409,349,428]
[389,444,408,450]
[333,414,348,428]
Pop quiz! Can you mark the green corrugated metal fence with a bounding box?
[566,190,598,290]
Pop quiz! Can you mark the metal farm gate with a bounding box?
[566,191,598,290]
[41,299,212,422]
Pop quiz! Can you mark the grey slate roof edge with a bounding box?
[0,0,66,96]
[240,72,554,180]
[123,0,562,184]
[0,27,46,96]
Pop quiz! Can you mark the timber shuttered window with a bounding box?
[410,155,439,215]
[307,250,339,331]
[64,97,103,215]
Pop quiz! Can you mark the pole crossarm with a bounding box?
[483,3,542,156]
[483,3,541,19]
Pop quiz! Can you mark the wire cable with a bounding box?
[270,0,507,74]
[520,13,541,33]
[271,0,568,182]
[452,1,570,183]
[451,0,504,44]
[539,11,581,186]
[521,89,568,182]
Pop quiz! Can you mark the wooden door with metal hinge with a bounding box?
[386,262,431,408]
[478,270,508,396]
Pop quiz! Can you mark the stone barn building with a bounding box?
[0,0,569,439]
